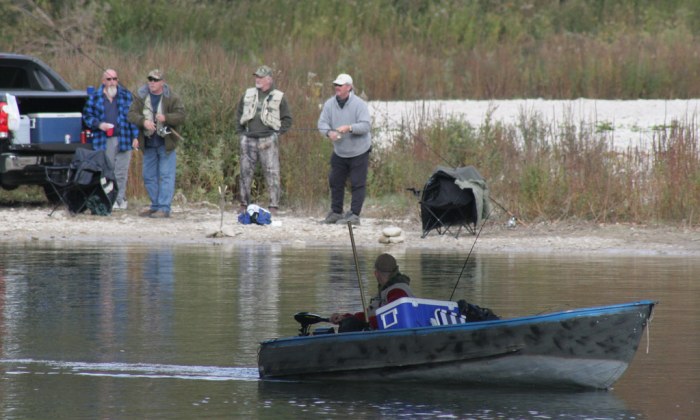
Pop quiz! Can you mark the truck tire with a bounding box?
[0,183,19,191]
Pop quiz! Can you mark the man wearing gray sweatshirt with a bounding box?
[317,73,371,225]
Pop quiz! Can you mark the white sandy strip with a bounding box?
[369,99,700,150]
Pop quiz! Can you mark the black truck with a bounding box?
[0,52,90,201]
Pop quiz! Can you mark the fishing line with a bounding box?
[448,207,493,302]
[13,0,107,72]
[373,106,522,223]
[16,1,190,144]
[369,108,524,299]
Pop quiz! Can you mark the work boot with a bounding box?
[139,208,157,217]
[150,210,171,218]
[336,211,360,226]
[322,211,344,224]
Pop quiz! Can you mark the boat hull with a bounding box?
[258,300,655,389]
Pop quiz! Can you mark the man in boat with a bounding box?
[330,253,414,332]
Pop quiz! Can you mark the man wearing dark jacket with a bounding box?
[128,69,186,218]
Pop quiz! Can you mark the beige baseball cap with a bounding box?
[332,73,353,85]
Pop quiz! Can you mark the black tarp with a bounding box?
[420,166,490,237]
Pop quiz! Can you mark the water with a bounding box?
[0,242,697,419]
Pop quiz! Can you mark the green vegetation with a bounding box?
[2,0,699,225]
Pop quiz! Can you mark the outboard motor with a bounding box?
[293,312,331,336]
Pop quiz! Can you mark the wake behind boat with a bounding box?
[258,299,656,389]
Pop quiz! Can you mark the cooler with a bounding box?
[28,112,83,144]
[376,297,463,330]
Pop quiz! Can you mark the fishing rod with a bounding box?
[14,0,106,72]
[374,108,522,224]
[347,222,370,323]
[448,208,493,302]
[16,1,189,145]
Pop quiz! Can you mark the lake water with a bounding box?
[0,242,697,419]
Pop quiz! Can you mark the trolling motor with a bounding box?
[294,312,333,336]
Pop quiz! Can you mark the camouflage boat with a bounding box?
[258,300,656,390]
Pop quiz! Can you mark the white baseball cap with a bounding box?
[332,73,353,86]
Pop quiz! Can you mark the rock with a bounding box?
[382,226,403,237]
[379,226,404,244]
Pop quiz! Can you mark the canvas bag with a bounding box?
[238,204,272,225]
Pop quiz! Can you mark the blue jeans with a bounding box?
[142,145,176,213]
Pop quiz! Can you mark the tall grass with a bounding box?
[3,0,700,225]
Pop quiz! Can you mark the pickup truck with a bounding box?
[0,52,90,202]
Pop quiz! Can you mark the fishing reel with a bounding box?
[157,125,172,137]
[294,312,333,336]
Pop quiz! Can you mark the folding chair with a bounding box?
[45,148,117,216]
[419,166,490,238]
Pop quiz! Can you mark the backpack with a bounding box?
[238,204,272,225]
[457,299,500,322]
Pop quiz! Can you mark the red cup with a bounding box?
[106,127,114,137]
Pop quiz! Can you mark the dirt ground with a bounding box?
[1,202,698,257]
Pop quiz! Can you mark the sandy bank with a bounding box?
[1,203,698,257]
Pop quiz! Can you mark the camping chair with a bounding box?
[419,166,490,238]
[45,148,118,216]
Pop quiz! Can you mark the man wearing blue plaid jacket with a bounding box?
[83,68,139,210]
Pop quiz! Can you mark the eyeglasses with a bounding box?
[147,77,162,82]
[105,77,118,81]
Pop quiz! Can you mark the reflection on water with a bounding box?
[258,381,636,418]
[236,245,281,362]
[0,242,698,419]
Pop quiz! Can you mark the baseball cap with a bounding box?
[147,69,163,80]
[332,73,353,86]
[253,65,273,77]
[375,253,398,273]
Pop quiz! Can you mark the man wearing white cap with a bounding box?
[317,73,371,225]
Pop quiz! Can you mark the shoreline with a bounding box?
[1,204,699,257]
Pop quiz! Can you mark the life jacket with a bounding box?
[367,273,414,317]
[239,87,284,131]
